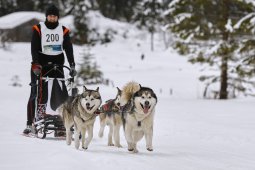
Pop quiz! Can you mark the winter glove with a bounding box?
[31,63,42,76]
[69,66,77,77]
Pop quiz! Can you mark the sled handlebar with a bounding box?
[40,64,75,82]
[41,64,71,71]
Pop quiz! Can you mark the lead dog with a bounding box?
[98,87,122,147]
[120,82,157,153]
[58,86,102,150]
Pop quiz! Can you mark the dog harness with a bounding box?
[122,100,143,127]
[100,99,120,116]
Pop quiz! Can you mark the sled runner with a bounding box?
[33,64,77,139]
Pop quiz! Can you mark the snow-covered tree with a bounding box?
[234,7,255,97]
[166,0,255,99]
[71,0,119,45]
[0,30,10,49]
[96,0,139,22]
[15,0,35,11]
[34,0,76,16]
[134,0,165,51]
[72,0,91,44]
[34,0,54,13]
[0,0,16,16]
[76,48,103,85]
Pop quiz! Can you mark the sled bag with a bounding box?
[50,78,68,111]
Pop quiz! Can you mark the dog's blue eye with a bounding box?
[91,98,94,101]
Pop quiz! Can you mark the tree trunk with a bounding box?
[219,0,229,99]
[219,55,228,99]
[151,31,154,51]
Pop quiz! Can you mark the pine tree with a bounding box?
[0,0,16,16]
[57,0,76,16]
[233,12,255,96]
[96,0,140,22]
[34,0,52,12]
[0,0,16,48]
[34,0,68,15]
[166,0,255,99]
[16,0,35,11]
[134,0,165,51]
[76,48,103,85]
[72,0,90,44]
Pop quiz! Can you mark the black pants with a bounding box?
[26,67,65,125]
[26,69,37,125]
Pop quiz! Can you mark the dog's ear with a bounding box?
[117,87,121,93]
[139,84,142,89]
[83,86,88,91]
[96,87,99,91]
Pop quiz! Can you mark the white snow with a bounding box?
[174,13,192,25]
[233,12,255,30]
[169,0,182,8]
[206,40,223,55]
[87,11,133,36]
[225,19,233,33]
[0,12,77,31]
[244,0,255,6]
[59,15,74,30]
[0,12,255,170]
[0,12,45,29]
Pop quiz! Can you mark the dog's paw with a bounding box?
[108,143,114,146]
[147,148,153,151]
[75,142,80,150]
[115,144,122,148]
[128,148,134,152]
[66,138,72,145]
[133,148,139,153]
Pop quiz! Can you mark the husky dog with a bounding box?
[58,86,102,150]
[98,87,122,147]
[121,82,157,153]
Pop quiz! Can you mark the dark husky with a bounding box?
[98,87,123,147]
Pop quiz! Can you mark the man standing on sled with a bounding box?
[23,4,77,135]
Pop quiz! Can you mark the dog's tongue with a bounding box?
[143,106,149,114]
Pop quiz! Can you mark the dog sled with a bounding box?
[32,64,77,139]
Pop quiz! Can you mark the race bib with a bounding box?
[40,22,64,55]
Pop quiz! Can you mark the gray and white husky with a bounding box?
[58,86,102,150]
[98,87,122,147]
[120,82,157,153]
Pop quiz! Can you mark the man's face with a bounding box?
[47,15,58,23]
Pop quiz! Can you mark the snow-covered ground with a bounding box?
[0,19,255,170]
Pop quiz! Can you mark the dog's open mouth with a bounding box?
[140,103,151,114]
[86,105,95,111]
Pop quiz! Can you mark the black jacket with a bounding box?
[31,22,75,67]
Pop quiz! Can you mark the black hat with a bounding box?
[46,4,59,17]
